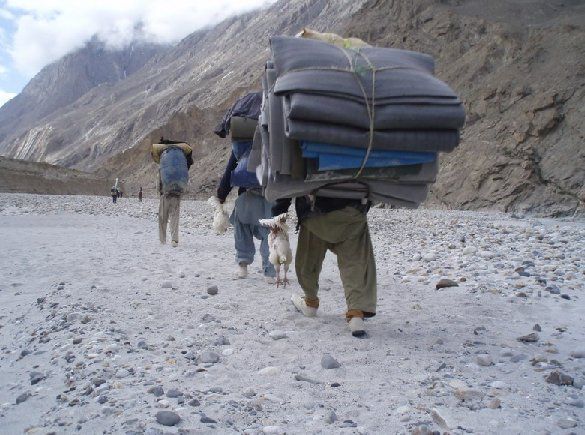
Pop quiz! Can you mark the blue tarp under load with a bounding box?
[301,142,436,171]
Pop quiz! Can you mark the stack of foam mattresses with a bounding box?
[248,36,465,207]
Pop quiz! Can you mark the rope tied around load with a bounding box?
[336,46,378,179]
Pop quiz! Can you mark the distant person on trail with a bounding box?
[270,196,376,338]
[211,92,276,282]
[111,187,118,203]
[138,186,143,202]
[152,137,193,247]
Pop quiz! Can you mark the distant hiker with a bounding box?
[151,137,193,247]
[211,92,276,282]
[138,186,143,202]
[111,187,118,203]
[271,196,376,338]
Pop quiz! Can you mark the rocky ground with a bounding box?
[0,193,584,434]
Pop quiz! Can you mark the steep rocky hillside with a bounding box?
[0,157,113,196]
[0,39,167,157]
[1,0,583,216]
[0,0,366,171]
[344,0,585,216]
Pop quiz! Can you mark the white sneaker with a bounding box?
[235,264,248,279]
[265,276,276,284]
[171,240,178,247]
[291,294,317,317]
[348,317,367,338]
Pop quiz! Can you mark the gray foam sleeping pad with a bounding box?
[269,36,465,134]
[264,173,430,204]
[284,93,465,131]
[274,69,461,103]
[266,66,296,176]
[285,119,460,152]
[270,36,435,77]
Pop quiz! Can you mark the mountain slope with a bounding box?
[0,0,366,171]
[342,0,585,216]
[0,38,168,157]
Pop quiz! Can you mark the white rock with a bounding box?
[490,381,507,389]
[432,407,457,430]
[116,369,130,378]
[262,426,285,434]
[476,354,494,367]
[269,331,288,340]
[222,348,234,356]
[258,366,279,376]
[558,418,577,429]
[448,379,468,390]
[422,251,437,261]
[156,399,171,408]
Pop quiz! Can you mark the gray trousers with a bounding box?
[229,191,276,277]
[159,194,180,244]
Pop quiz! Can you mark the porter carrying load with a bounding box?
[151,139,193,195]
[253,32,466,207]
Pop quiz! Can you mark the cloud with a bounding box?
[0,8,15,20]
[5,0,276,76]
[0,89,16,107]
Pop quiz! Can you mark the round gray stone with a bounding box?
[148,386,164,397]
[166,388,183,398]
[156,410,181,426]
[321,354,341,370]
[199,352,220,364]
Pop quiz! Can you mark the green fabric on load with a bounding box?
[295,207,377,314]
[230,116,258,141]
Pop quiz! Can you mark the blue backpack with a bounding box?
[231,140,260,188]
[160,147,189,194]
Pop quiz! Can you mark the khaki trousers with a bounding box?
[159,194,181,244]
[295,206,377,316]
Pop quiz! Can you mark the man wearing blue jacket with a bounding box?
[216,151,276,282]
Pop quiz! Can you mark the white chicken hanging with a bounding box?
[208,196,230,235]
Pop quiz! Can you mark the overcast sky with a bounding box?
[0,0,275,107]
